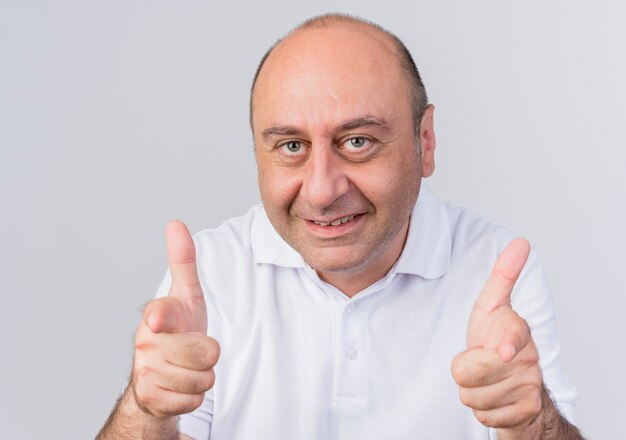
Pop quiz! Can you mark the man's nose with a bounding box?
[300,145,350,210]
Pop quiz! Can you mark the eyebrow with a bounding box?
[261,126,304,140]
[336,116,390,132]
[261,116,391,140]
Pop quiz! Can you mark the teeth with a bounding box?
[314,215,356,227]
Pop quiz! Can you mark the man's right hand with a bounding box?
[131,220,220,419]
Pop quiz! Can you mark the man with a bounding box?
[98,14,584,440]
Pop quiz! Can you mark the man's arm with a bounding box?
[96,386,179,440]
[97,221,219,439]
[452,239,585,440]
[510,385,585,440]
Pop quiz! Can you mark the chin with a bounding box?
[303,249,372,275]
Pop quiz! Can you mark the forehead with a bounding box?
[252,25,410,133]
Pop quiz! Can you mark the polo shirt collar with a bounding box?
[251,184,451,279]
[251,207,307,268]
[393,184,451,279]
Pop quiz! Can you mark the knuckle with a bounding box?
[451,355,468,384]
[177,393,205,414]
[527,371,542,388]
[188,393,205,411]
[518,406,535,424]
[529,403,541,420]
[515,394,542,424]
[187,340,210,367]
[186,369,215,394]
[207,337,221,364]
[533,397,543,416]
[134,365,153,384]
[173,371,196,393]
[519,369,542,390]
[503,318,527,344]
[134,334,152,351]
[458,388,472,407]
[141,391,158,409]
[203,369,216,391]
[153,402,177,418]
[135,318,165,349]
[132,377,155,409]
[512,317,529,335]
[185,336,220,369]
[134,324,154,349]
[173,369,214,394]
[473,409,491,427]
[521,318,531,335]
[204,342,220,367]
[452,359,490,387]
[143,297,164,319]
[527,391,543,417]
[526,347,539,365]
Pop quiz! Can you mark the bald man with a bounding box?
[97,14,584,440]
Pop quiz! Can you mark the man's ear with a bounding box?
[419,104,436,178]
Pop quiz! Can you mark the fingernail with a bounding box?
[501,345,516,362]
[146,313,156,331]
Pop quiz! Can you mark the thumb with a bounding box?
[145,296,187,333]
[147,220,207,334]
[166,220,202,295]
[473,238,531,314]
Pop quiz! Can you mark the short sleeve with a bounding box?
[510,250,578,424]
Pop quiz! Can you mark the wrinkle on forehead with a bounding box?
[258,60,396,116]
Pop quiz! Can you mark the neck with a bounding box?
[318,220,410,298]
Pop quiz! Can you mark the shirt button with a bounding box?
[346,348,358,360]
[346,304,355,314]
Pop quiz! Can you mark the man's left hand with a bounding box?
[452,238,544,439]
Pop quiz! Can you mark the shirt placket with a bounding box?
[333,299,368,406]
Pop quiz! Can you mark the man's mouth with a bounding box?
[311,214,360,227]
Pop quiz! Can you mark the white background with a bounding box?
[1,1,624,438]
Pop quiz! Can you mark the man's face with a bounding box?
[252,25,435,283]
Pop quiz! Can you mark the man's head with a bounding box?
[250,14,429,149]
[250,14,436,293]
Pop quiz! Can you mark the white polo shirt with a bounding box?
[156,186,577,440]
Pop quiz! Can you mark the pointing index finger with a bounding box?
[475,238,531,313]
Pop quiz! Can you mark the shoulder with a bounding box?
[193,204,263,258]
[440,196,517,258]
[423,191,533,295]
[191,204,266,291]
[191,205,269,332]
[434,193,548,307]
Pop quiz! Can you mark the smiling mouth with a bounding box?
[311,214,360,227]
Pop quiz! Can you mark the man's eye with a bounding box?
[343,137,371,150]
[280,141,303,154]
